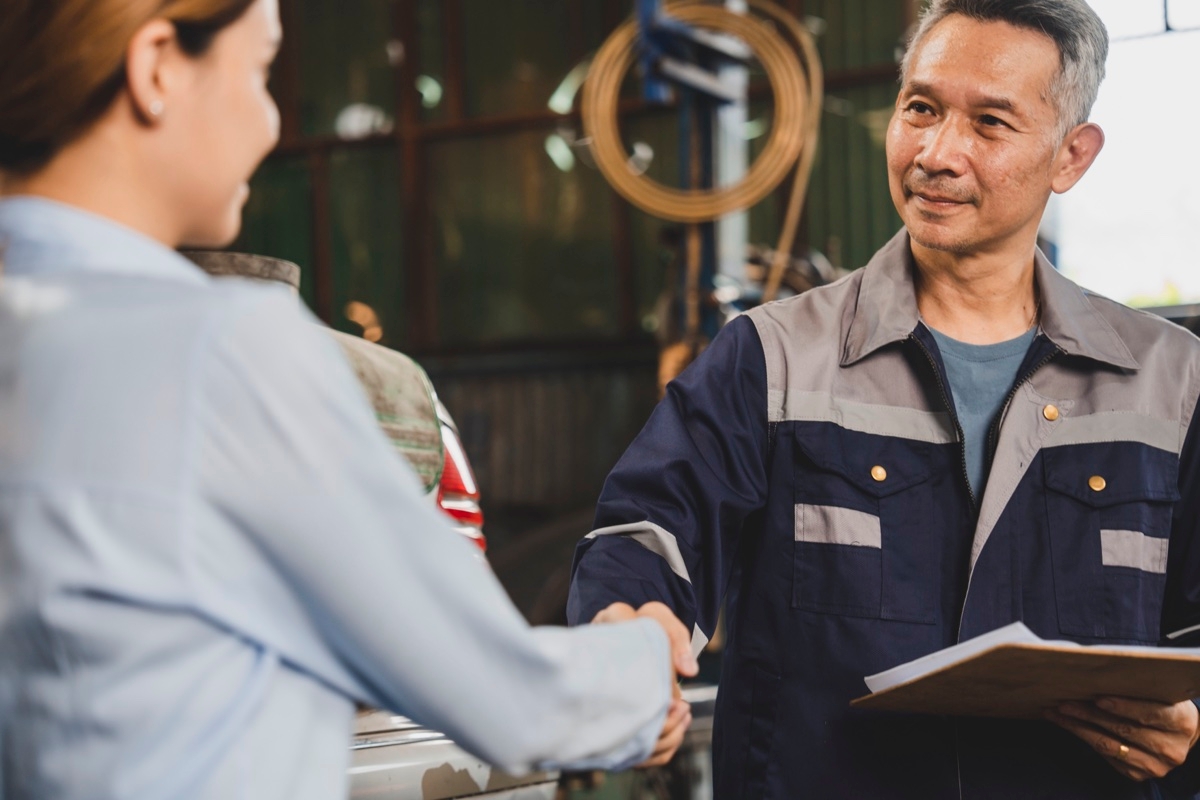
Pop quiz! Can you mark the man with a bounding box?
[568,1,1200,797]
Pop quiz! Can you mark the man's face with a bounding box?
[886,15,1066,257]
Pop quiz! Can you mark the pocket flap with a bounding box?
[795,425,933,498]
[1043,443,1180,508]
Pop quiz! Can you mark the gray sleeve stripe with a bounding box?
[795,504,882,549]
[1044,412,1180,453]
[690,625,709,657]
[776,390,957,445]
[1167,622,1200,641]
[585,522,692,584]
[1100,529,1169,574]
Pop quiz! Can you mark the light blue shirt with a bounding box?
[0,197,670,799]
[929,326,1038,494]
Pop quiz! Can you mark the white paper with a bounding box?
[864,622,1041,693]
[864,623,1200,694]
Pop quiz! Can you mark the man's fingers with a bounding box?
[591,602,636,625]
[1057,702,1150,749]
[654,699,690,746]
[636,602,699,677]
[1047,710,1172,781]
[1048,711,1141,772]
[1057,701,1193,766]
[1093,697,1189,732]
[642,721,688,765]
[1102,755,1151,784]
[640,700,692,767]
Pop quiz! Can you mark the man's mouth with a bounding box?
[907,189,973,208]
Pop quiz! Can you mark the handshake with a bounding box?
[592,601,699,767]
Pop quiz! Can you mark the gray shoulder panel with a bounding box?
[1040,295,1200,452]
[746,273,952,442]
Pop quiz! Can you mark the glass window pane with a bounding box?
[299,0,398,138]
[236,156,317,310]
[461,0,575,118]
[416,0,448,123]
[1170,0,1200,29]
[429,129,621,346]
[1051,30,1200,306]
[329,147,406,349]
[1089,0,1166,39]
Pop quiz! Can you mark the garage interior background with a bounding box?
[235,0,916,617]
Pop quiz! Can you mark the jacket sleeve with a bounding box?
[195,288,671,775]
[566,314,771,650]
[1159,395,1200,794]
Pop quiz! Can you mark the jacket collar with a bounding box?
[0,196,208,286]
[841,228,1139,371]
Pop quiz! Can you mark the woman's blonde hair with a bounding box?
[0,0,258,175]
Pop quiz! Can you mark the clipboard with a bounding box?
[851,623,1200,719]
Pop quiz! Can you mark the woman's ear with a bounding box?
[124,19,183,125]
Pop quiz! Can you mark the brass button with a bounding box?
[1043,404,1060,422]
[1088,475,1107,492]
[871,465,887,482]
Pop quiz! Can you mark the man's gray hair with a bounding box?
[901,0,1109,138]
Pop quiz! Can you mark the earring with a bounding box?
[148,100,165,119]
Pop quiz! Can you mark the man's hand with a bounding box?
[640,698,693,767]
[592,601,699,767]
[592,601,700,682]
[1047,697,1200,781]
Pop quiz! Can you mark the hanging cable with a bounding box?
[582,0,823,305]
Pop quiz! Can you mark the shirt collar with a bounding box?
[0,196,209,286]
[841,228,1139,371]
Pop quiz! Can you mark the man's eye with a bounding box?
[906,102,933,115]
[980,115,1007,127]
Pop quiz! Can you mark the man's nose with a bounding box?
[914,117,970,176]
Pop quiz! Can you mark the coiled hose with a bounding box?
[582,0,823,307]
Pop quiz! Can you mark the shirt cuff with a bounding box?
[536,617,673,773]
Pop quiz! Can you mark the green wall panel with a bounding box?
[236,156,316,309]
[328,147,406,348]
[429,128,622,346]
[807,0,907,71]
[808,82,903,272]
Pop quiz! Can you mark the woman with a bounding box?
[0,1,694,797]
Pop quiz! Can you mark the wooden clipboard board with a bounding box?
[852,643,1200,719]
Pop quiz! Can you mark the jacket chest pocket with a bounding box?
[1043,444,1179,642]
[792,425,938,624]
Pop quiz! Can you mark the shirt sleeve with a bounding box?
[193,287,671,775]
[566,314,771,649]
[1156,395,1200,792]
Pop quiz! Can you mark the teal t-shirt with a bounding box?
[929,326,1038,496]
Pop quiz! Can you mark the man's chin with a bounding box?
[905,222,976,256]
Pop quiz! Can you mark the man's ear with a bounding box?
[124,19,182,125]
[1051,122,1105,195]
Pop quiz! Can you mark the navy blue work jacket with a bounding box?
[568,230,1200,799]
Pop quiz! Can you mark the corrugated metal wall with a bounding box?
[427,351,659,509]
[810,81,904,271]
[803,0,909,270]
